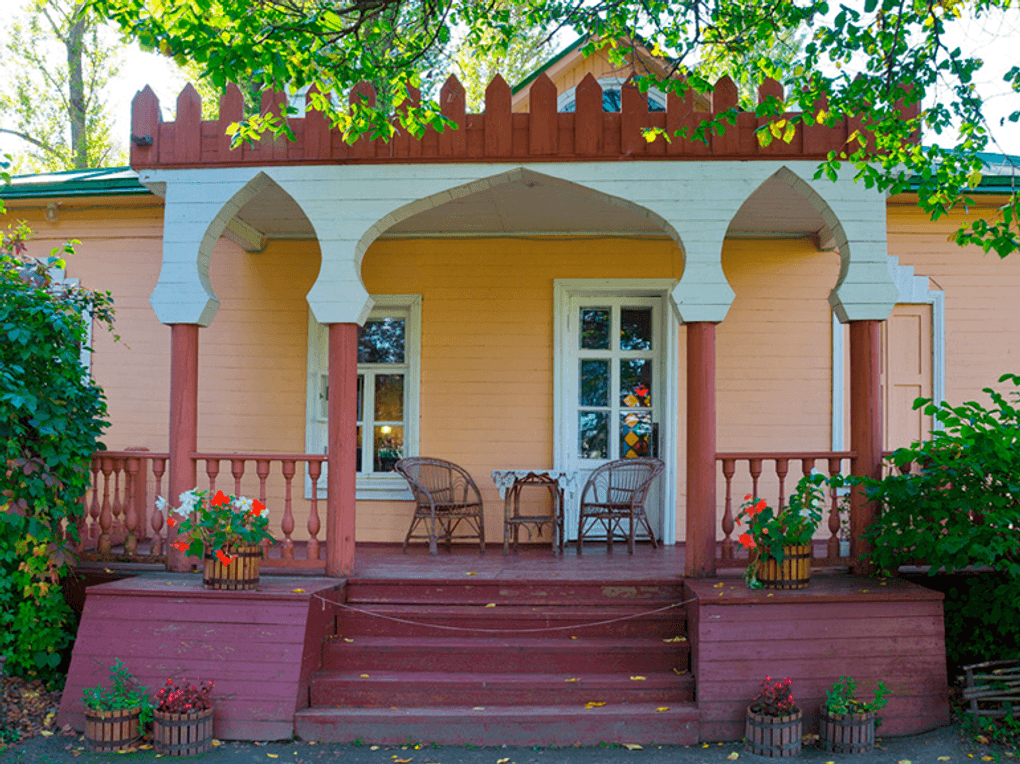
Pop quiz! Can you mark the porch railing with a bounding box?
[193,452,328,571]
[80,449,169,560]
[715,451,856,567]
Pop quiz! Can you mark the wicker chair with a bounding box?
[395,457,485,555]
[576,457,665,554]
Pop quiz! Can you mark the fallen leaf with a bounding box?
[344,638,354,643]
[623,744,643,751]
[673,668,687,675]
[472,707,485,710]
[268,755,280,759]
[497,758,511,763]
[656,707,670,712]
[394,759,412,763]
[976,736,990,744]
[584,701,606,709]
[937,758,951,762]
[485,603,496,608]
[565,678,579,683]
[859,589,870,593]
[982,758,994,762]
[663,636,687,643]
[370,746,380,751]
[39,731,54,737]
[897,760,911,764]
[466,572,477,576]
[570,636,578,640]
[713,582,725,588]
[630,676,646,681]
[766,593,774,597]
[718,592,725,596]
[360,673,370,678]
[727,753,740,760]
[702,744,710,748]
[212,740,221,746]
[139,745,153,750]
[292,588,306,593]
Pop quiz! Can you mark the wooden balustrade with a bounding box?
[193,452,328,571]
[716,451,856,568]
[81,450,169,560]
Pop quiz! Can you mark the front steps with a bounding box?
[295,577,699,745]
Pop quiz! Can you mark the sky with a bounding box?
[0,0,1018,170]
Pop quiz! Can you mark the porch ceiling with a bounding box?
[228,172,831,245]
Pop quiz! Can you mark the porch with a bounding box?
[61,545,949,744]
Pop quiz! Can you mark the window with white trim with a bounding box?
[558,77,667,113]
[306,295,421,500]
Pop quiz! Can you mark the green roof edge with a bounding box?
[511,36,587,95]
[0,167,150,200]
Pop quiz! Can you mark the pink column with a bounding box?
[326,323,359,577]
[168,324,199,572]
[686,322,718,578]
[849,320,883,573]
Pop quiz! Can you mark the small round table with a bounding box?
[491,469,572,554]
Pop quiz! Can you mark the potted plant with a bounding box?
[158,489,274,590]
[152,677,215,756]
[746,675,803,757]
[81,659,152,752]
[736,473,827,589]
[820,676,889,753]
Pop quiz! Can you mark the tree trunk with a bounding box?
[67,6,87,169]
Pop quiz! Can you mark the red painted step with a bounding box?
[321,635,689,674]
[334,602,687,639]
[294,703,701,746]
[310,670,694,707]
[344,579,687,605]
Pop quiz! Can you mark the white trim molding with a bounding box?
[553,278,680,545]
[831,256,945,450]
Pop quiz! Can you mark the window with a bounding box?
[305,295,421,500]
[558,77,667,113]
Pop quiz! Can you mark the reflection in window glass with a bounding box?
[358,318,405,363]
[579,411,609,459]
[581,308,611,350]
[374,375,404,421]
[620,308,652,351]
[580,360,609,407]
[562,89,666,113]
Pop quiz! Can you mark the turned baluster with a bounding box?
[256,459,271,558]
[281,460,296,559]
[749,458,762,499]
[75,494,88,552]
[88,456,102,539]
[123,457,139,555]
[205,458,220,493]
[150,458,167,557]
[721,458,736,559]
[231,459,245,495]
[110,460,124,537]
[98,457,114,555]
[307,461,322,561]
[827,457,843,559]
[801,458,815,478]
[775,458,789,510]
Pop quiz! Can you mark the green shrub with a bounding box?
[863,374,1020,667]
[1,156,115,684]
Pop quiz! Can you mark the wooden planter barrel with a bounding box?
[745,708,803,757]
[83,706,141,752]
[758,544,812,589]
[819,707,876,753]
[203,545,261,590]
[153,707,214,756]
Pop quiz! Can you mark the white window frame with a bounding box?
[48,265,93,376]
[557,76,668,113]
[305,294,421,500]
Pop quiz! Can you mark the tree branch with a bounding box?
[0,127,64,158]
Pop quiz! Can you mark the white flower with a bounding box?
[155,496,167,513]
[260,507,270,519]
[235,496,254,512]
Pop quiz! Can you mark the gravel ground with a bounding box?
[3,724,1016,764]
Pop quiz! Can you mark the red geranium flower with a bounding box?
[738,533,757,550]
[215,549,235,565]
[250,499,266,516]
[172,541,188,552]
[210,490,230,507]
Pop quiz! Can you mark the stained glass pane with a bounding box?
[356,375,364,421]
[358,318,405,363]
[620,308,652,350]
[374,374,404,421]
[580,308,610,350]
[580,360,609,407]
[620,359,652,407]
[374,425,404,472]
[579,411,609,459]
[620,412,652,459]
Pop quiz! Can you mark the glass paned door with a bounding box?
[565,297,663,540]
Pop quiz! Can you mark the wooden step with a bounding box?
[310,670,694,707]
[334,602,688,639]
[294,703,701,746]
[345,579,687,605]
[321,635,689,674]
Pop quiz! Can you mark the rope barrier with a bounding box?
[311,592,697,635]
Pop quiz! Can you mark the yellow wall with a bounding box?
[6,191,1019,548]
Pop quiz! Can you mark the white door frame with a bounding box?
[553,279,680,545]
